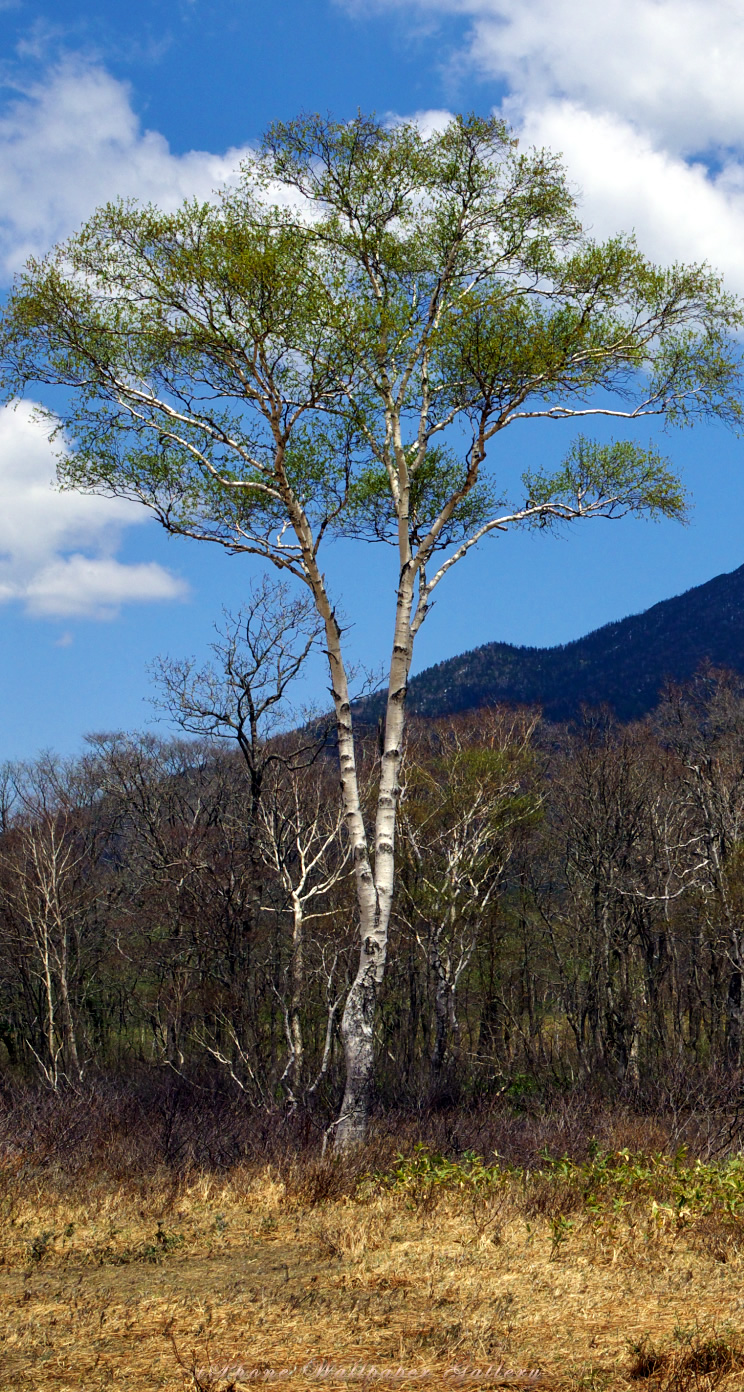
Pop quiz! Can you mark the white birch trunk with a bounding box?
[289,893,304,1089]
[334,561,416,1149]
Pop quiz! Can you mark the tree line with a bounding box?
[3,632,744,1114]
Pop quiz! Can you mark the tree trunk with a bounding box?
[289,895,304,1090]
[56,955,82,1084]
[336,945,381,1148]
[726,958,742,1067]
[431,976,448,1078]
[333,560,415,1150]
[428,924,456,1085]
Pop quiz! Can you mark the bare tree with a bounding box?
[151,576,322,770]
[0,755,112,1088]
[658,669,744,1065]
[397,709,540,1088]
[147,577,350,1093]
[260,759,351,1097]
[150,577,323,1036]
[527,715,704,1083]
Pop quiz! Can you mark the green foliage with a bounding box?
[506,1073,543,1103]
[382,1143,510,1206]
[383,1143,744,1227]
[549,1212,574,1258]
[523,436,688,526]
[1,110,740,588]
[536,1146,744,1224]
[141,1223,185,1263]
[341,445,498,547]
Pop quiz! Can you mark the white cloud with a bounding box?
[398,108,454,138]
[0,401,188,619]
[0,57,253,275]
[0,57,239,623]
[2,26,744,630]
[519,102,744,290]
[357,0,744,156]
[471,1,744,157]
[344,0,744,292]
[23,555,188,620]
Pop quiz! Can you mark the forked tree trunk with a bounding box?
[333,561,415,1151]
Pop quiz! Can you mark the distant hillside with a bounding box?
[362,563,744,724]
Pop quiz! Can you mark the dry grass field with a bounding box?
[3,1135,744,1392]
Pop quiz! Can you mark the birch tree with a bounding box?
[151,575,323,998]
[2,112,742,1144]
[0,756,112,1088]
[657,669,744,1065]
[260,759,351,1097]
[397,709,540,1087]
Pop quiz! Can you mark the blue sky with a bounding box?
[2,0,744,758]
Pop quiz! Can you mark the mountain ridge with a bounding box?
[363,562,744,723]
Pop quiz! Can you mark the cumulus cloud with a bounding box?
[0,57,253,275]
[22,555,188,620]
[343,0,744,291]
[398,108,454,138]
[2,21,744,629]
[0,401,189,619]
[0,56,242,623]
[519,102,744,287]
[462,0,744,157]
[3,25,743,301]
[353,0,744,155]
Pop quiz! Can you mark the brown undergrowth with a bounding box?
[3,1120,744,1392]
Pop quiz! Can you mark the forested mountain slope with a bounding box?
[389,562,744,722]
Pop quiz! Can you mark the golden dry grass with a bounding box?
[2,1150,744,1392]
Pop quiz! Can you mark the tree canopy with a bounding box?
[2,110,742,1144]
[3,112,738,585]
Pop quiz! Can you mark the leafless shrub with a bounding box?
[629,1329,744,1392]
[280,1152,368,1207]
[521,1174,585,1221]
